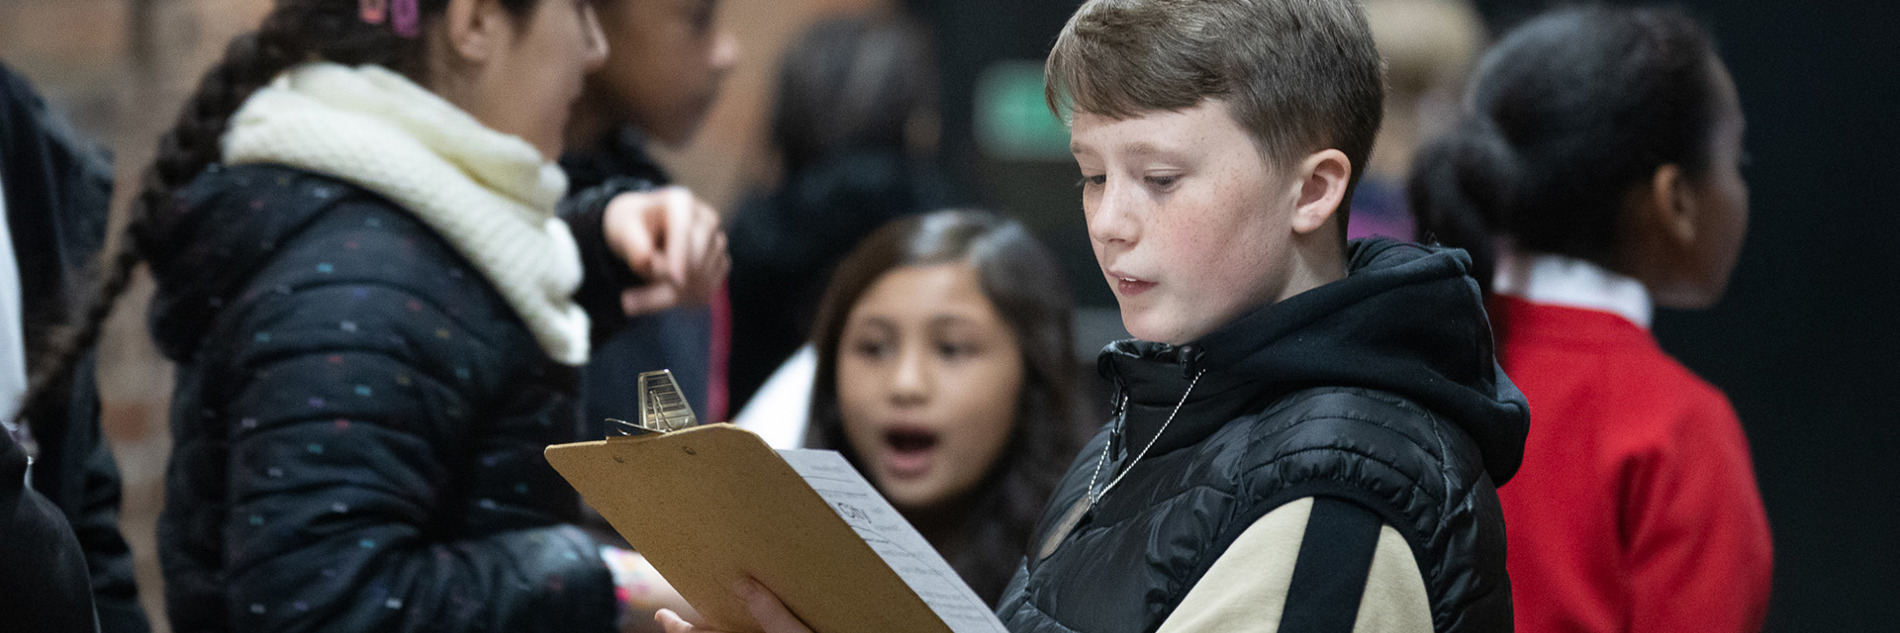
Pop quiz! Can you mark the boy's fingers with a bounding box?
[734,578,814,633]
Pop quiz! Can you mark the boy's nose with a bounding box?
[1086,183,1140,246]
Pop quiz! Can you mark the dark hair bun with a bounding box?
[1407,5,1723,293]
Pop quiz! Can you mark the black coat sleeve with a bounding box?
[559,176,658,343]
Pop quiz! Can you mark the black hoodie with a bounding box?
[998,238,1527,633]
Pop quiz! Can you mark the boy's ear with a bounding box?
[441,0,509,63]
[1647,163,1699,246]
[1290,149,1352,235]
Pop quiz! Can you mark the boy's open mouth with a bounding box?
[1116,276,1156,297]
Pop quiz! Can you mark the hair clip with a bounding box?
[391,0,420,38]
[359,0,388,25]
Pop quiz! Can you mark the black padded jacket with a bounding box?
[0,62,149,633]
[143,164,634,633]
[997,238,1529,632]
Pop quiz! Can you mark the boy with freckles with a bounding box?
[661,1,1529,631]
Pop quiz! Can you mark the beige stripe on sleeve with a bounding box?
[1154,498,1433,633]
[1156,498,1312,633]
[1354,524,1433,632]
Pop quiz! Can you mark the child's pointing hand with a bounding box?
[603,186,730,316]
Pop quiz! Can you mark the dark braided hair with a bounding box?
[14,0,542,426]
[1407,6,1725,293]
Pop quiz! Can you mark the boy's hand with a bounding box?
[654,578,813,633]
[602,186,730,316]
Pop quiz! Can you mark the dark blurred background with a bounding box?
[2,0,1893,629]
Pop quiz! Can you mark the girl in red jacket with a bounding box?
[1410,6,1772,633]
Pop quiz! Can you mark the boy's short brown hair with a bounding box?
[1047,0,1385,195]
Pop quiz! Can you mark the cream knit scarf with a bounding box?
[222,62,590,365]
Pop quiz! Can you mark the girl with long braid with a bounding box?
[18,0,728,630]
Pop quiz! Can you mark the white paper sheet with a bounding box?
[778,449,1009,633]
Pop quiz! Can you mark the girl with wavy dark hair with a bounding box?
[804,210,1083,605]
[1408,6,1771,632]
[16,0,728,630]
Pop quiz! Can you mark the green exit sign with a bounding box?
[975,60,1072,161]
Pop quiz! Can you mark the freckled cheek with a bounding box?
[1152,217,1231,283]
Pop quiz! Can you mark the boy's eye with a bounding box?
[1145,174,1181,190]
[1077,175,1107,189]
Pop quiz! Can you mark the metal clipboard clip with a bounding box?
[607,369,701,437]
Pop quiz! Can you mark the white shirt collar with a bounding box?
[1,171,36,474]
[1492,250,1654,329]
[0,173,27,421]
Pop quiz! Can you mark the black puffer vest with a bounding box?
[997,239,1529,632]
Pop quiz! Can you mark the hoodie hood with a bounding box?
[1099,237,1529,483]
[141,165,356,362]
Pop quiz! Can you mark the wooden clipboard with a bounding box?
[544,424,955,633]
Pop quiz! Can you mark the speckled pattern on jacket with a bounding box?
[142,163,621,633]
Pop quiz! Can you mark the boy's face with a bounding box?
[591,0,739,146]
[1071,100,1305,345]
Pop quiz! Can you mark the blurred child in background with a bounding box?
[1409,6,1773,632]
[564,0,741,426]
[1349,0,1484,240]
[804,210,1082,604]
[726,13,949,415]
[598,210,1083,618]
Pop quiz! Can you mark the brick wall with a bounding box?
[2,0,878,629]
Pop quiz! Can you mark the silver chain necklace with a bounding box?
[1083,368,1206,508]
[1037,368,1206,562]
